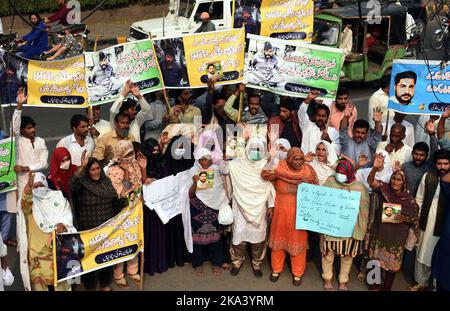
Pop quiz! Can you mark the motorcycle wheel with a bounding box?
[431,29,445,51]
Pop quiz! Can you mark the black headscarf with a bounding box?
[143,138,169,179]
[79,157,118,199]
[164,135,195,175]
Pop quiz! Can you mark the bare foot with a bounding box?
[339,282,348,291]
[194,266,205,277]
[213,266,222,276]
[357,272,365,282]
[323,279,333,291]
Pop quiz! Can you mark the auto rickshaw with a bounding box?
[313,2,411,82]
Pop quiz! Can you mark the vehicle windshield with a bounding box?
[312,19,340,46]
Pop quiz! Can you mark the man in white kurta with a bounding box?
[298,91,340,155]
[376,123,412,165]
[412,151,450,290]
[6,94,48,213]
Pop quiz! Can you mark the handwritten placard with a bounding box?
[295,183,361,237]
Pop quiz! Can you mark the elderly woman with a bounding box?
[18,172,74,291]
[107,140,147,288]
[189,148,229,277]
[47,147,78,198]
[321,158,370,291]
[365,153,419,291]
[262,148,319,286]
[305,140,338,186]
[194,129,223,165]
[71,156,126,291]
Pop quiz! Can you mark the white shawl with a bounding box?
[228,139,275,225]
[310,140,338,185]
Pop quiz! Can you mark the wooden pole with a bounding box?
[139,251,145,291]
[384,110,390,138]
[237,91,244,123]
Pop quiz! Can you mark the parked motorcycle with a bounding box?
[431,12,450,51]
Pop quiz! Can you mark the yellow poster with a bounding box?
[182,28,245,87]
[260,0,314,41]
[27,55,88,108]
[54,202,144,282]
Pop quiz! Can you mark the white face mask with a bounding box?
[278,151,288,159]
[174,148,186,157]
[59,160,71,170]
[335,173,347,184]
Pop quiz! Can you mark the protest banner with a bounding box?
[0,50,28,107]
[295,183,361,237]
[0,138,16,193]
[54,201,144,283]
[85,39,163,105]
[245,34,343,100]
[388,59,450,115]
[234,0,314,41]
[27,55,88,108]
[154,29,245,88]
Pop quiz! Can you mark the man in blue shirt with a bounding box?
[17,12,48,59]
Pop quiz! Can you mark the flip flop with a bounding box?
[114,277,129,289]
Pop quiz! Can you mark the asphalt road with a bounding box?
[2,18,446,292]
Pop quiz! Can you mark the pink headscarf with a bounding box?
[194,130,223,164]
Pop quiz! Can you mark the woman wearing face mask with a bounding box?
[356,151,393,193]
[321,158,370,291]
[107,140,147,288]
[305,140,338,186]
[71,157,126,291]
[189,148,229,277]
[164,135,195,268]
[261,148,319,286]
[194,130,223,165]
[142,138,171,276]
[17,171,75,291]
[365,154,419,291]
[221,138,276,277]
[47,147,78,198]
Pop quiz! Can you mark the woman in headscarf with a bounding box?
[321,158,370,291]
[142,138,170,276]
[164,135,195,267]
[194,129,223,165]
[305,140,339,186]
[356,150,393,193]
[188,148,229,277]
[18,171,74,291]
[365,153,419,291]
[262,147,319,286]
[71,157,126,291]
[221,138,276,277]
[47,147,78,198]
[107,140,147,288]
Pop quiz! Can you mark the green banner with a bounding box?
[0,138,17,193]
[245,34,343,100]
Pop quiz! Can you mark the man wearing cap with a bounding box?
[89,51,122,102]
[247,41,283,88]
[195,12,216,33]
[110,80,153,143]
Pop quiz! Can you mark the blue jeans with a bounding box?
[0,211,12,241]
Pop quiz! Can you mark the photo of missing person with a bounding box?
[56,234,85,280]
[381,203,402,223]
[0,50,28,106]
[153,37,189,87]
[126,185,142,207]
[197,170,214,190]
[389,70,417,106]
[234,0,262,36]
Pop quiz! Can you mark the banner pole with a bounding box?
[237,91,244,123]
[52,230,58,288]
[139,251,145,291]
[384,110,390,138]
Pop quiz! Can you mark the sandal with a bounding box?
[194,267,205,277]
[338,282,348,291]
[293,276,302,287]
[407,283,426,291]
[222,263,231,271]
[128,273,141,285]
[323,279,333,291]
[114,277,129,289]
[269,273,280,283]
[357,272,365,282]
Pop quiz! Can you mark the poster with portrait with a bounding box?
[381,203,402,224]
[388,59,450,115]
[85,40,163,106]
[0,49,28,107]
[245,34,343,100]
[197,170,214,190]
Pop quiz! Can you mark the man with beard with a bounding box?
[267,97,302,149]
[93,113,135,166]
[327,87,358,136]
[339,106,383,168]
[17,13,48,59]
[0,66,20,104]
[408,149,450,291]
[235,9,259,35]
[224,83,268,124]
[298,90,340,154]
[166,89,202,124]
[194,12,216,33]
[110,80,153,143]
[89,51,122,102]
[247,42,283,88]
[376,123,412,165]
[57,114,94,166]
[159,50,183,87]
[389,71,417,106]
